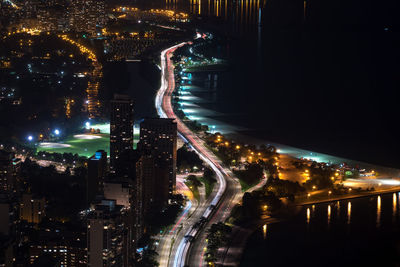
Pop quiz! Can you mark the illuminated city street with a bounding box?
[155,41,244,267]
[1,0,400,266]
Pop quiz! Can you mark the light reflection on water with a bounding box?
[244,193,400,266]
[377,195,381,228]
[327,205,331,226]
[300,194,394,231]
[262,224,267,239]
[393,193,397,221]
[347,201,351,225]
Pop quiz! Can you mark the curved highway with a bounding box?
[155,41,242,267]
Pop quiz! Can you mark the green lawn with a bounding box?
[183,63,228,72]
[198,177,215,198]
[37,132,139,158]
[238,179,254,192]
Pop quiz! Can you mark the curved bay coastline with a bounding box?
[126,1,400,265]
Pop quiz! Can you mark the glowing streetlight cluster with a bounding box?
[149,8,188,19]
[27,128,60,142]
[112,6,188,22]
[4,28,42,40]
[58,34,102,118]
[58,35,97,61]
[113,6,139,12]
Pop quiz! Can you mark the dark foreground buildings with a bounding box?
[138,118,177,201]
[86,95,178,265]
[87,200,134,267]
[0,93,178,265]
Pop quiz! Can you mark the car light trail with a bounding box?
[155,41,228,267]
[170,200,192,233]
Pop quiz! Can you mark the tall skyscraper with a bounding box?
[110,95,134,174]
[87,150,107,204]
[135,154,169,235]
[68,0,107,35]
[0,195,15,267]
[0,201,11,236]
[87,200,133,267]
[20,194,46,224]
[138,118,177,200]
[0,151,21,195]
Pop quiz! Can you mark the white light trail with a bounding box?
[156,42,228,267]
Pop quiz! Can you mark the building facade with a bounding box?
[0,151,21,195]
[29,242,87,266]
[138,118,177,200]
[20,193,46,224]
[110,95,134,174]
[103,181,132,209]
[87,150,107,204]
[87,200,133,267]
[68,0,107,35]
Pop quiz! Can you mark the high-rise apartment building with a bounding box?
[68,0,107,35]
[29,227,87,267]
[0,151,21,195]
[134,155,169,238]
[138,118,177,199]
[87,150,107,204]
[0,201,12,236]
[0,195,16,266]
[20,194,46,224]
[110,95,134,174]
[87,200,133,267]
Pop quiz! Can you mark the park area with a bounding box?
[36,123,140,158]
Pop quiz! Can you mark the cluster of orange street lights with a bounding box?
[58,34,102,118]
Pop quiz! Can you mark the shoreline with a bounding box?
[176,37,400,171]
[296,186,400,206]
[227,131,400,178]
[219,186,400,266]
[169,38,400,267]
[174,55,400,176]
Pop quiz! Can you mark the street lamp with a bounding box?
[54,129,60,135]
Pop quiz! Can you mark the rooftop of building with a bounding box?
[141,117,176,125]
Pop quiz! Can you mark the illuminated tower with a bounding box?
[87,150,107,204]
[138,118,177,200]
[110,95,134,174]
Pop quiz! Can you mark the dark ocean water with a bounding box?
[199,3,400,169]
[132,0,400,168]
[123,1,400,264]
[240,193,400,267]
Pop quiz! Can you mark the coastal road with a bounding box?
[156,175,195,267]
[155,41,242,267]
